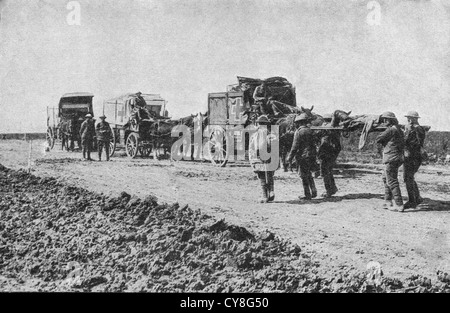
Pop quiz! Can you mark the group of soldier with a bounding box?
[250,110,426,213]
[78,113,113,161]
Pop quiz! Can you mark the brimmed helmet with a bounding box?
[405,111,420,118]
[85,114,92,118]
[322,113,332,121]
[380,111,396,119]
[99,115,106,119]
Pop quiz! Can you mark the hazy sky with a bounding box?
[1,0,450,132]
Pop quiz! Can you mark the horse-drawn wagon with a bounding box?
[46,92,95,151]
[204,76,299,167]
[103,92,169,158]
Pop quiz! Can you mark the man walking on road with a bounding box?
[375,111,405,212]
[287,113,317,200]
[96,115,113,161]
[317,113,341,198]
[403,111,426,209]
[80,113,95,161]
[249,115,279,203]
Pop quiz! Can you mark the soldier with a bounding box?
[253,82,273,116]
[375,111,405,212]
[79,113,95,161]
[317,113,341,197]
[287,113,317,200]
[403,111,426,209]
[249,115,279,203]
[96,115,113,161]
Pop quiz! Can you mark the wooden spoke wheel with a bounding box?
[207,128,228,167]
[126,132,139,158]
[46,128,55,150]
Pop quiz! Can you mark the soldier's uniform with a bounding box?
[287,114,317,200]
[403,111,426,209]
[249,115,279,203]
[317,114,341,197]
[253,84,273,116]
[79,114,96,160]
[375,112,405,211]
[96,115,113,161]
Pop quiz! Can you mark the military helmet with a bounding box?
[99,115,106,119]
[380,111,396,119]
[295,113,309,122]
[256,115,270,124]
[85,113,92,118]
[322,113,333,121]
[405,111,420,118]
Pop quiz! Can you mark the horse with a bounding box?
[149,119,179,159]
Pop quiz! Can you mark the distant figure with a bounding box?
[79,113,95,161]
[317,113,341,198]
[249,115,279,203]
[287,113,317,200]
[253,82,273,116]
[375,111,405,212]
[403,111,426,209]
[96,115,113,161]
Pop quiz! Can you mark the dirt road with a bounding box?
[1,140,449,282]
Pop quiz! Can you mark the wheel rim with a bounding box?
[208,130,228,166]
[126,133,138,158]
[109,128,116,157]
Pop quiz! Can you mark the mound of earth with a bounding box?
[0,163,449,292]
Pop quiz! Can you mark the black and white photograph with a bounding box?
[1,0,450,300]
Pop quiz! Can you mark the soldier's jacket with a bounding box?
[95,121,113,141]
[375,124,405,164]
[249,127,278,172]
[317,127,341,160]
[79,119,96,140]
[404,124,425,159]
[287,125,316,164]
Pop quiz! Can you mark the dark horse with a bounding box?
[150,112,209,160]
[276,108,352,172]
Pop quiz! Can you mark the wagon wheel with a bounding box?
[207,128,228,167]
[109,127,116,158]
[46,127,55,150]
[126,132,139,158]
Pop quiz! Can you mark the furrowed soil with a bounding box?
[0,140,450,292]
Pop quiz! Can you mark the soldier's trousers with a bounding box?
[256,171,274,199]
[320,157,337,195]
[382,160,403,206]
[403,157,421,204]
[298,158,317,199]
[97,140,110,161]
[81,138,92,159]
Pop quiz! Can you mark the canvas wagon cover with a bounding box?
[236,76,296,107]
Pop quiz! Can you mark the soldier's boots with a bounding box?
[268,184,275,202]
[310,178,317,199]
[259,185,269,203]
